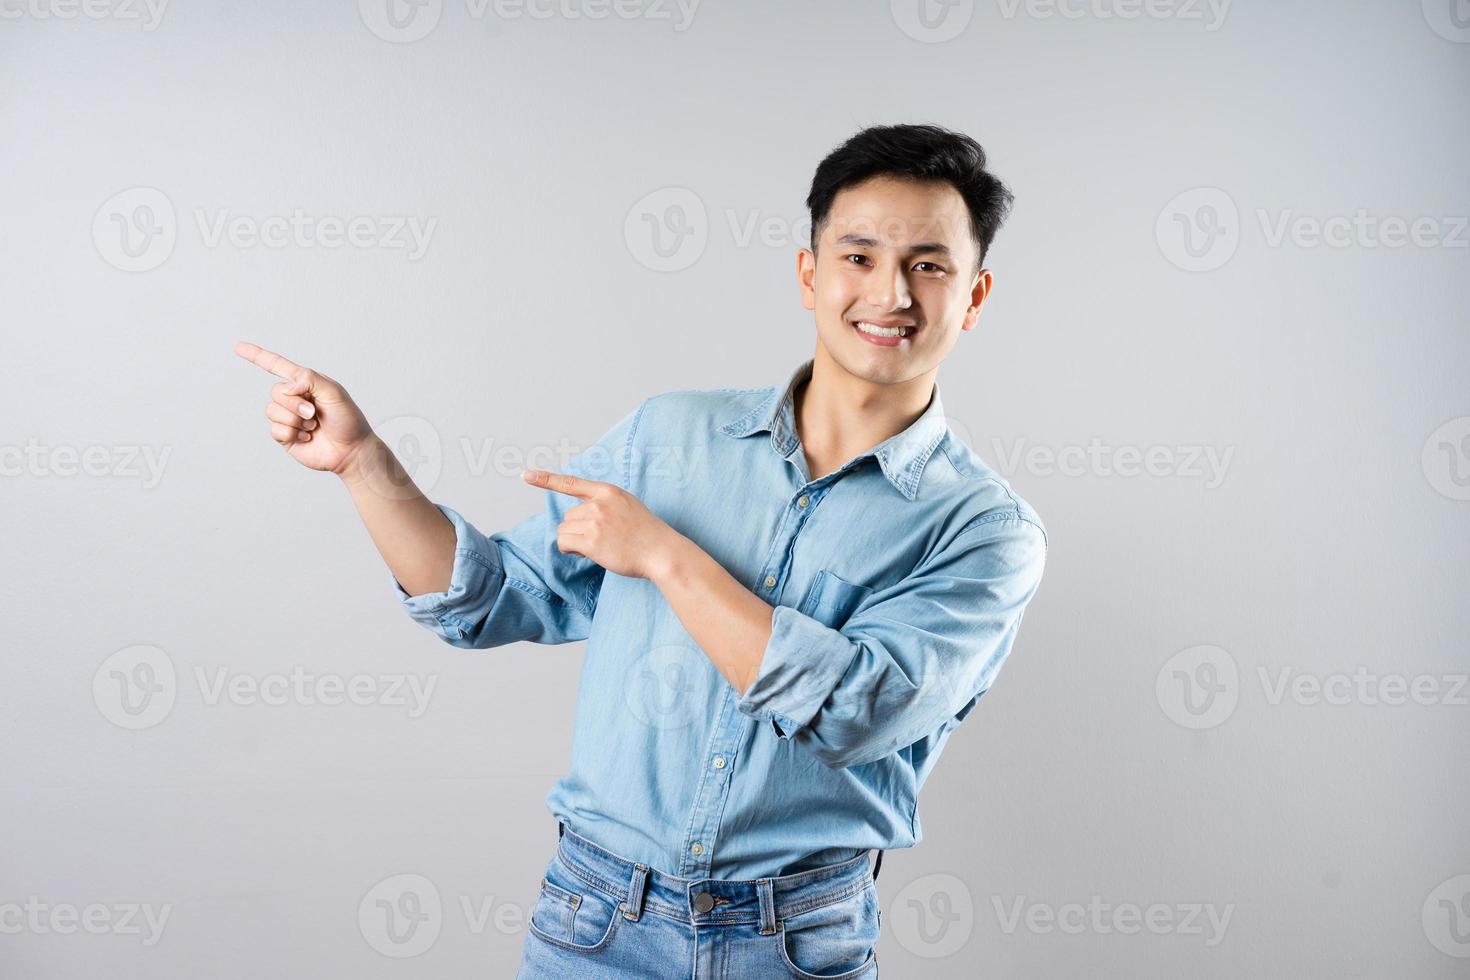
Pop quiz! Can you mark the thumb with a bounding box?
[284,373,332,399]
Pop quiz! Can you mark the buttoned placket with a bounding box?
[676,455,837,879]
[677,388,904,877]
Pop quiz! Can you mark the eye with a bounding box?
[914,262,946,274]
[844,254,870,266]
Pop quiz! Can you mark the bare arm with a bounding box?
[234,340,455,597]
[336,436,456,597]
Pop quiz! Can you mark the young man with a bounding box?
[235,123,1046,978]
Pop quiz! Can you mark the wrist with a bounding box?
[335,435,386,486]
[648,529,694,587]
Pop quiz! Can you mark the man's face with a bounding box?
[798,175,991,387]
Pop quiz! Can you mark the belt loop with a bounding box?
[623,863,650,921]
[872,849,884,883]
[757,878,777,935]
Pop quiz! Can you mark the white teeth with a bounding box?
[853,321,913,338]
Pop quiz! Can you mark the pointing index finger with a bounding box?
[234,341,307,384]
[522,469,602,499]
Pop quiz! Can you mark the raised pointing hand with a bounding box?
[234,341,374,475]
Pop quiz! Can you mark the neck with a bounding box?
[795,346,936,477]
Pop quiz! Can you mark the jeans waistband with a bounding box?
[554,822,876,934]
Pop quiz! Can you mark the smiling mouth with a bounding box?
[849,319,918,338]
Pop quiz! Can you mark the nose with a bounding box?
[864,258,912,312]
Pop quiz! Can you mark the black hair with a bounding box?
[805,123,1014,274]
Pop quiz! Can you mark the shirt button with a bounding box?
[797,495,809,508]
[693,892,715,913]
[690,842,704,856]
[712,755,726,769]
[763,575,776,590]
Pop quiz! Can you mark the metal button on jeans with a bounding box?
[693,892,715,913]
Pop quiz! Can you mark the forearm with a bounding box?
[337,436,456,597]
[650,536,774,695]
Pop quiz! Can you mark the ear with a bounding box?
[797,248,816,311]
[961,268,993,332]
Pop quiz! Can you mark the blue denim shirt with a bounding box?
[393,357,1047,879]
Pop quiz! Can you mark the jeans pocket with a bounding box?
[526,855,623,953]
[776,882,880,978]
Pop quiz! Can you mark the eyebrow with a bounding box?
[834,234,953,257]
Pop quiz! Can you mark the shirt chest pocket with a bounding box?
[796,569,874,631]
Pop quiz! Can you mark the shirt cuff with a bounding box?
[734,603,861,739]
[390,502,505,644]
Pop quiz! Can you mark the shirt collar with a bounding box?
[716,357,950,500]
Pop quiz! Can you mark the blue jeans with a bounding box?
[515,823,883,978]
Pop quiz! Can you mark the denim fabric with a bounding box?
[515,822,882,979]
[394,357,1047,880]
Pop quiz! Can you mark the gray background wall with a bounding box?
[3,1,1468,977]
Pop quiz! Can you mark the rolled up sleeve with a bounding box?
[390,400,646,649]
[735,514,1047,769]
